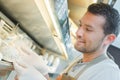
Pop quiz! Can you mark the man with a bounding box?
[57,2,120,80]
[13,3,120,80]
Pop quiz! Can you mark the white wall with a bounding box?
[113,0,120,13]
[112,0,120,48]
[112,34,120,48]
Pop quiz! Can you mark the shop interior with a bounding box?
[0,0,120,80]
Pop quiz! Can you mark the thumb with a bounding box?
[21,46,35,55]
[16,45,30,56]
[13,61,24,75]
[13,60,27,75]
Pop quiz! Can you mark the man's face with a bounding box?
[74,12,106,53]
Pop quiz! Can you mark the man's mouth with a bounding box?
[77,39,85,43]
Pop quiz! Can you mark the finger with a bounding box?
[16,46,29,57]
[16,60,28,68]
[21,46,36,55]
[13,60,29,70]
[13,61,25,75]
[21,46,32,55]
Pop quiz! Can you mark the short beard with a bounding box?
[74,36,105,54]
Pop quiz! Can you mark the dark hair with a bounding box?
[88,3,120,36]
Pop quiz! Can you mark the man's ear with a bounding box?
[104,34,116,45]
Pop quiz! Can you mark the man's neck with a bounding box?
[82,51,105,62]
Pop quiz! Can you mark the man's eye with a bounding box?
[86,28,93,31]
[79,24,82,27]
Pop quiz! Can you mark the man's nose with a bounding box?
[76,27,84,37]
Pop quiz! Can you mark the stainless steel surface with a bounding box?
[0,0,63,56]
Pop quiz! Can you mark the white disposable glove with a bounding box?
[13,60,47,80]
[16,45,49,76]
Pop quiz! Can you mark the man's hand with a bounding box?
[16,45,49,76]
[13,60,47,80]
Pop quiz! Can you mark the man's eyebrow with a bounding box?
[79,20,94,29]
[79,20,81,23]
[86,24,94,29]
